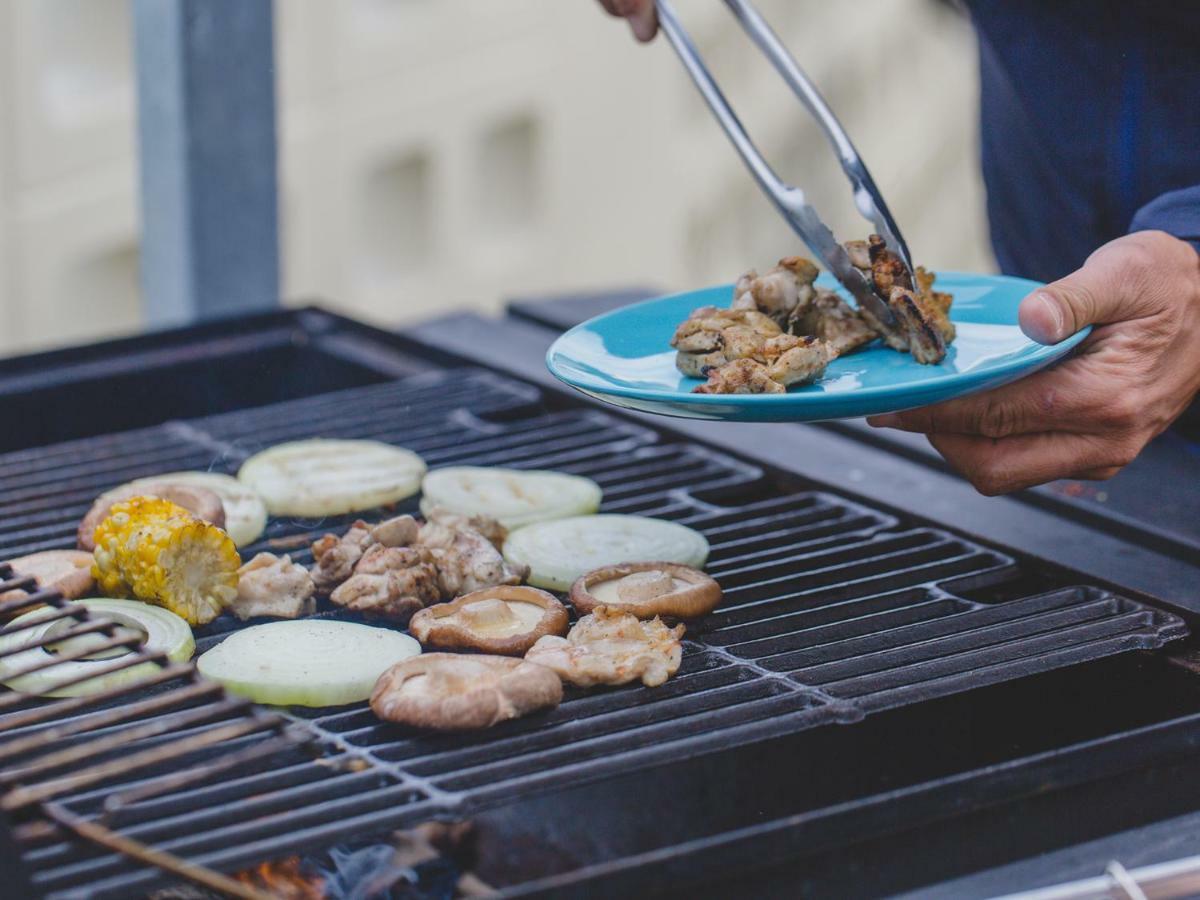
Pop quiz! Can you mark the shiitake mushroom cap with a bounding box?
[370,652,562,730]
[569,561,721,619]
[408,585,568,656]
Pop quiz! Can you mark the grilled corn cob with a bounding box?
[92,497,240,625]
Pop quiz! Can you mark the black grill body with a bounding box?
[0,307,1197,898]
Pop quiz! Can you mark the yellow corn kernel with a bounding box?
[92,496,239,625]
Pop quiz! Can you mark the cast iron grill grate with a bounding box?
[0,368,1186,898]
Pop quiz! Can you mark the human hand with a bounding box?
[596,0,658,42]
[866,230,1200,495]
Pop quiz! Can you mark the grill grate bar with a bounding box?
[759,590,1129,671]
[2,697,256,787]
[812,608,1176,697]
[708,552,1014,622]
[432,688,823,793]
[3,715,287,811]
[725,595,970,660]
[0,680,225,765]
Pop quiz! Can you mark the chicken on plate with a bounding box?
[671,234,956,394]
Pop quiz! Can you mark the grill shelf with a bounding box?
[0,368,1186,898]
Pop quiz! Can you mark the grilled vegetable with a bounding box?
[92,497,240,626]
[238,439,426,517]
[79,481,225,552]
[419,466,602,529]
[197,620,421,707]
[116,471,268,547]
[502,514,710,591]
[0,599,194,698]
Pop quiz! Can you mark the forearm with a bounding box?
[1130,186,1200,259]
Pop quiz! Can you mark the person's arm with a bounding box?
[868,229,1200,494]
[596,0,1200,496]
[1130,186,1200,258]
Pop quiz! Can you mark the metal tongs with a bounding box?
[656,0,908,327]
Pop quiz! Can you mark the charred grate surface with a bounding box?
[0,367,1185,898]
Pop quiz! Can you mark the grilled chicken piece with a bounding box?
[868,233,913,296]
[730,257,820,327]
[330,544,442,624]
[672,308,781,348]
[843,239,872,270]
[231,552,316,620]
[421,523,528,597]
[761,334,834,387]
[845,234,954,363]
[673,307,784,379]
[525,605,686,688]
[916,266,956,343]
[888,286,948,364]
[423,505,508,550]
[692,332,834,395]
[789,288,878,355]
[318,509,522,623]
[311,520,374,594]
[858,235,913,352]
[674,349,729,379]
[693,358,785,394]
[311,515,419,595]
[369,514,420,548]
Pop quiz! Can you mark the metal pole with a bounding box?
[132,0,280,325]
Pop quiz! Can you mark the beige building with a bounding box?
[0,0,993,356]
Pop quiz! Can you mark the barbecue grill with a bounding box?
[1,302,1198,899]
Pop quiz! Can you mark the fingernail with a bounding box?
[629,8,657,41]
[1032,291,1065,343]
[867,414,900,428]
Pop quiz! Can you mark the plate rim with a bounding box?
[545,270,1091,407]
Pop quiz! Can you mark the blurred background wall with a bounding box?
[0,0,993,356]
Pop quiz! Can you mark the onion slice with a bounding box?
[420,466,602,529]
[239,439,426,517]
[119,471,268,547]
[0,599,194,698]
[197,619,421,707]
[502,514,710,591]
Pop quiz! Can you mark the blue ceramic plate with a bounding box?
[546,272,1090,422]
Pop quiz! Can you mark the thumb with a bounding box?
[1018,237,1157,345]
[1018,274,1110,345]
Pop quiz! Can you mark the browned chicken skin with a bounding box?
[849,234,954,363]
[331,544,442,623]
[316,510,526,624]
[789,288,878,355]
[693,358,786,394]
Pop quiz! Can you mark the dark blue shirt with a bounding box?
[967,1,1200,281]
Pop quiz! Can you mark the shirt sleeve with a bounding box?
[1129,186,1200,257]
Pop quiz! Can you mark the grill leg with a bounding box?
[133,0,280,324]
